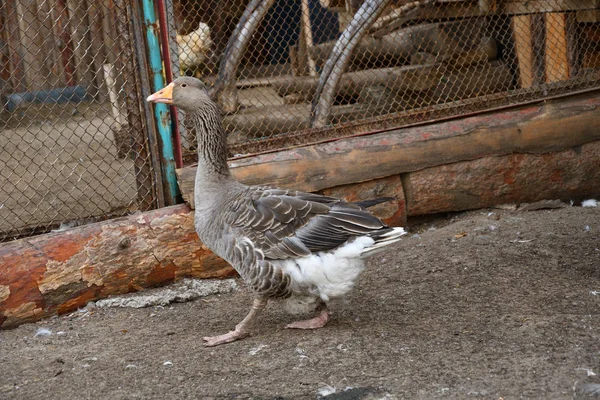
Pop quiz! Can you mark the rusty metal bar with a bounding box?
[211,0,276,113]
[310,0,392,128]
[156,0,183,169]
[131,0,165,208]
[141,0,180,205]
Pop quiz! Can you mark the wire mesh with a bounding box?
[0,0,160,242]
[165,0,600,160]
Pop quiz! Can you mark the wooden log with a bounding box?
[0,205,235,329]
[176,91,600,208]
[276,34,498,102]
[404,140,600,215]
[433,62,514,102]
[322,175,408,227]
[272,64,440,101]
[309,20,484,66]
[223,102,379,141]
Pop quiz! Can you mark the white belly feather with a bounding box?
[274,236,375,307]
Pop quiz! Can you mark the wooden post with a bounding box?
[2,0,26,92]
[544,12,570,83]
[301,0,318,76]
[52,0,77,86]
[115,0,156,210]
[511,15,536,88]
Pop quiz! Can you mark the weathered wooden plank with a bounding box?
[176,92,600,207]
[66,0,95,86]
[16,0,48,90]
[2,0,27,92]
[405,140,600,215]
[35,0,66,87]
[503,0,596,15]
[544,13,570,83]
[0,205,234,329]
[575,0,600,21]
[511,15,536,88]
[85,0,109,100]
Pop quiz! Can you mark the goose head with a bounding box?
[146,77,214,113]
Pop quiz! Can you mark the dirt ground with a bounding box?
[1,205,599,399]
[0,102,138,237]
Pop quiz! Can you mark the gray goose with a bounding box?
[147,77,406,347]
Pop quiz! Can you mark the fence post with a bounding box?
[115,0,157,211]
[141,0,181,206]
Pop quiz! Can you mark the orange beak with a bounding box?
[146,82,174,104]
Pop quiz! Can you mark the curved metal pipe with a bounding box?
[310,0,435,128]
[210,0,276,114]
[310,0,392,128]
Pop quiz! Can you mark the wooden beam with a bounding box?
[0,205,234,329]
[177,92,600,207]
[512,15,536,88]
[503,0,596,15]
[544,13,571,83]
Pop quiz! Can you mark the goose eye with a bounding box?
[181,83,188,88]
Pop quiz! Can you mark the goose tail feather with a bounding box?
[360,227,407,258]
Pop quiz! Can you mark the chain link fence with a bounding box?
[165,0,600,159]
[1,0,599,242]
[0,0,161,242]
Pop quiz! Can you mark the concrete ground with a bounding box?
[0,205,599,399]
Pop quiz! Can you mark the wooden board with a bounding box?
[2,0,26,92]
[503,0,597,15]
[177,92,600,207]
[67,0,95,86]
[511,15,536,88]
[15,0,48,91]
[544,13,570,83]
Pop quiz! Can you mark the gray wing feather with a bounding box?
[226,187,388,260]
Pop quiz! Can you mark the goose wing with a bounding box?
[226,187,387,260]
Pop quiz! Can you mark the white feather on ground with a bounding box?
[582,199,598,207]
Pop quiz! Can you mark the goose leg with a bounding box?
[203,297,267,347]
[285,300,330,330]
